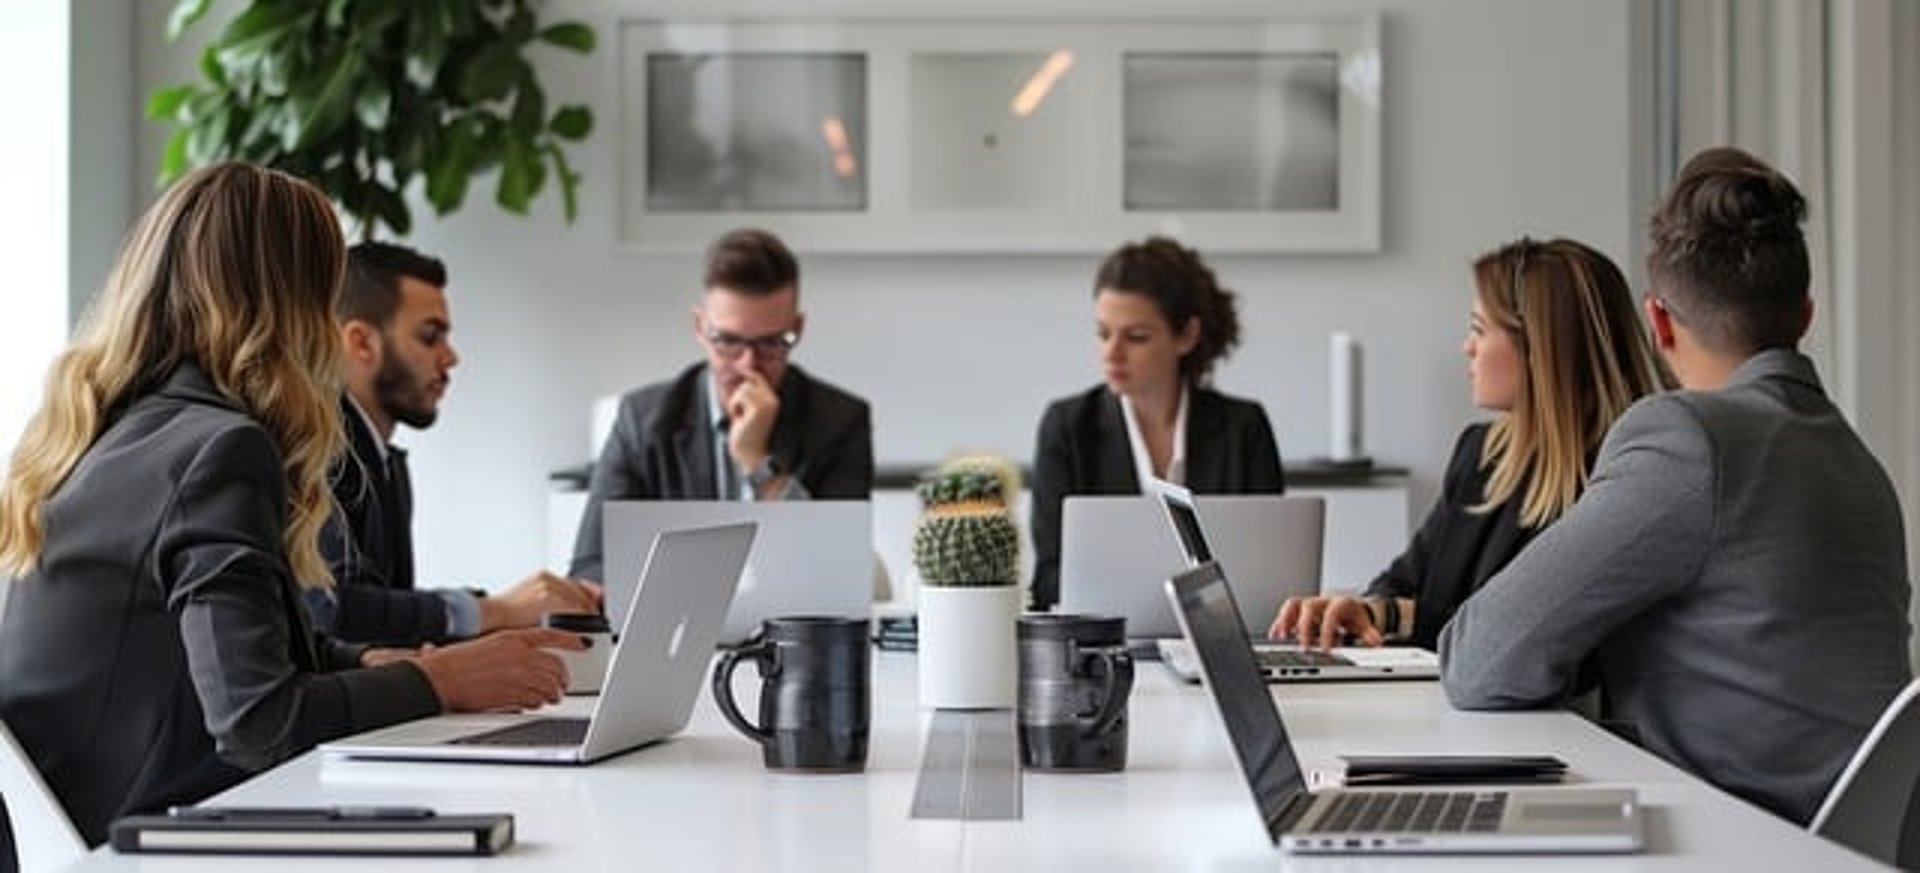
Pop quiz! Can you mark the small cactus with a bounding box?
[912,459,1020,587]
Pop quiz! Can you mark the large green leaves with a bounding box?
[549,106,592,141]
[145,84,195,120]
[539,23,595,53]
[166,0,213,42]
[496,132,545,215]
[151,0,597,241]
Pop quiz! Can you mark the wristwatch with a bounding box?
[745,456,782,489]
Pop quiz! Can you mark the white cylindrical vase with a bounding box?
[917,585,1019,709]
[1329,332,1365,462]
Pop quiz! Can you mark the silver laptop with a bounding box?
[1060,494,1323,639]
[321,523,756,764]
[1150,480,1438,682]
[1166,563,1642,854]
[604,501,869,643]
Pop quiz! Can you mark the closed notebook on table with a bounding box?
[109,809,513,856]
[1314,755,1569,787]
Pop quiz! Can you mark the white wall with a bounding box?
[69,0,135,326]
[0,4,72,457]
[133,0,1636,589]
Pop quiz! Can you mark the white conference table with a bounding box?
[63,651,1888,872]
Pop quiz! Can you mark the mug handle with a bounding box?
[711,637,777,745]
[1078,645,1135,739]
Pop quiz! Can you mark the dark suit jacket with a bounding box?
[0,365,439,845]
[1029,385,1285,610]
[1365,423,1537,649]
[310,396,450,646]
[568,363,873,582]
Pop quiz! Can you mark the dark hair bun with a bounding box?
[1653,147,1806,253]
[1645,147,1811,351]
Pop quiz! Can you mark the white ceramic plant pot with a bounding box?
[917,584,1019,709]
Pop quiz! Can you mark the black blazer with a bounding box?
[0,366,439,845]
[310,396,449,646]
[1029,385,1286,610]
[568,363,874,582]
[1365,423,1537,649]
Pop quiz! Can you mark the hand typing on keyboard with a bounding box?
[412,628,585,713]
[1271,595,1385,650]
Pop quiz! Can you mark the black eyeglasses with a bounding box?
[705,327,800,360]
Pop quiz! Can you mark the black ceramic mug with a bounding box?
[1017,614,1134,772]
[711,616,871,772]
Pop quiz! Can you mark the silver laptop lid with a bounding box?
[1164,562,1310,844]
[1168,563,1643,855]
[1061,494,1323,638]
[318,522,757,764]
[583,522,757,758]
[602,501,870,642]
[1147,479,1212,566]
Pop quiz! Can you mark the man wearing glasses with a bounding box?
[567,228,874,583]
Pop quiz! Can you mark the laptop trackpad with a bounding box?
[1506,790,1640,835]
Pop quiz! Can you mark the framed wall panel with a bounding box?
[618,17,1381,253]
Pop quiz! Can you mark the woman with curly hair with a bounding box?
[1029,236,1285,611]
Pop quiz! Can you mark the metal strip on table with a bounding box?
[909,709,1023,821]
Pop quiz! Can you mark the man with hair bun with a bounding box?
[1439,147,1911,826]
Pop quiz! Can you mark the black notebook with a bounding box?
[1318,755,1569,787]
[109,807,514,856]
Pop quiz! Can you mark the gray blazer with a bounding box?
[569,363,873,583]
[1440,349,1912,824]
[0,366,439,845]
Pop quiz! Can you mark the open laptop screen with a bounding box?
[1166,563,1307,842]
[1153,483,1214,565]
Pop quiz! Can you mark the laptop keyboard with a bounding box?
[1256,648,1353,669]
[449,717,590,747]
[1308,792,1508,834]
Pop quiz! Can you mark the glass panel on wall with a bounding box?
[646,52,868,212]
[908,51,1078,211]
[1123,53,1340,212]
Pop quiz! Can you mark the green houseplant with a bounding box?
[149,0,597,240]
[912,457,1023,709]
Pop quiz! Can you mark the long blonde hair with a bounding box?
[0,163,347,588]
[1474,238,1670,528]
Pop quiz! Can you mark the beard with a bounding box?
[373,349,440,430]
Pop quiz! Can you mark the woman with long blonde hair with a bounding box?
[1275,238,1669,649]
[0,163,579,845]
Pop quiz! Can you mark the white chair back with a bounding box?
[1810,678,1920,868]
[0,719,85,872]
